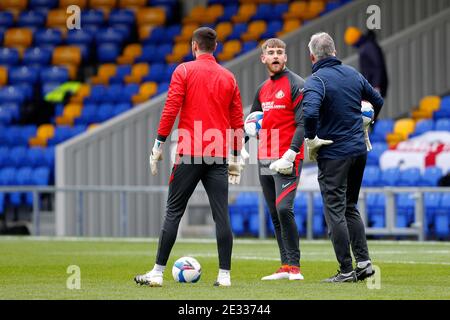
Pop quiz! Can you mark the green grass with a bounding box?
[0,237,449,300]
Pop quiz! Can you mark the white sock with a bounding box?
[357,260,371,268]
[153,264,165,273]
[218,269,230,278]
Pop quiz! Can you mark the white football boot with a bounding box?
[288,266,304,281]
[214,270,231,287]
[134,270,163,287]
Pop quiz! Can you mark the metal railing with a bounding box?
[2,186,449,240]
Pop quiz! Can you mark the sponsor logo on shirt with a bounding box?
[261,101,286,111]
[275,90,285,99]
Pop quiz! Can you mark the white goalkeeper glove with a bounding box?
[364,128,372,152]
[305,136,334,162]
[149,139,164,176]
[269,149,297,175]
[228,139,249,184]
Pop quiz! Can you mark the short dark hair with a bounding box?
[192,27,217,53]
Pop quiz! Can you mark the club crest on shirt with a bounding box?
[275,90,285,99]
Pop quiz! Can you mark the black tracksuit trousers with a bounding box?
[317,153,371,274]
[155,157,233,270]
[258,160,302,267]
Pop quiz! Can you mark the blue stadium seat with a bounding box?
[81,9,105,27]
[103,84,123,103]
[96,103,115,122]
[136,44,158,63]
[66,29,94,46]
[44,147,55,168]
[109,9,135,26]
[365,193,378,221]
[164,25,182,44]
[41,66,69,83]
[217,4,239,23]
[229,210,245,236]
[380,168,400,186]
[27,147,46,168]
[29,0,58,10]
[261,20,283,39]
[9,146,28,167]
[323,1,342,14]
[313,193,325,236]
[156,82,169,95]
[75,103,98,125]
[240,41,258,55]
[362,166,380,187]
[252,4,272,21]
[113,102,132,116]
[435,119,450,131]
[434,96,450,119]
[47,126,73,146]
[97,43,120,63]
[143,63,166,83]
[33,166,51,185]
[9,66,40,85]
[294,193,307,235]
[0,86,26,105]
[144,26,166,43]
[371,119,394,143]
[435,193,450,237]
[227,23,248,41]
[424,193,441,236]
[0,103,20,125]
[96,28,125,46]
[396,193,415,227]
[18,11,46,28]
[397,168,421,186]
[370,193,385,227]
[120,84,139,103]
[23,47,52,66]
[418,167,443,186]
[0,11,14,28]
[248,211,259,236]
[34,28,63,46]
[155,44,173,63]
[85,85,107,104]
[0,47,20,65]
[0,167,16,185]
[10,167,34,206]
[410,119,434,137]
[109,65,132,84]
[0,146,9,168]
[367,142,388,166]
[163,64,177,82]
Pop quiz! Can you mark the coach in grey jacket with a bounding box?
[302,32,384,283]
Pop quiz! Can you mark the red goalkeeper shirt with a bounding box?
[157,54,244,158]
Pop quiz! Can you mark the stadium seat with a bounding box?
[18,10,46,29]
[435,119,450,131]
[23,47,52,66]
[91,64,117,85]
[132,81,157,105]
[217,40,242,61]
[424,192,441,236]
[397,168,421,187]
[166,42,190,64]
[4,28,34,54]
[370,119,394,142]
[96,103,115,122]
[386,119,416,146]
[241,20,267,41]
[113,102,131,116]
[396,193,415,227]
[142,63,165,83]
[313,193,325,236]
[136,7,166,26]
[108,64,132,83]
[55,103,82,126]
[124,62,149,84]
[410,119,434,137]
[59,0,87,9]
[0,0,28,12]
[9,146,28,167]
[367,142,388,166]
[261,20,283,39]
[41,65,69,84]
[27,147,46,168]
[412,96,441,119]
[277,19,301,37]
[380,168,400,186]
[34,28,63,46]
[229,210,245,236]
[251,4,272,21]
[227,23,248,40]
[97,43,120,63]
[216,22,233,42]
[81,9,105,27]
[362,166,381,187]
[119,0,147,10]
[33,166,51,185]
[109,9,135,26]
[0,85,26,105]
[29,124,55,147]
[435,193,450,238]
[232,3,257,23]
[175,23,199,43]
[70,84,90,104]
[0,11,15,28]
[418,167,443,187]
[217,4,239,23]
[183,5,208,24]
[0,47,20,65]
[9,66,40,86]
[117,43,142,64]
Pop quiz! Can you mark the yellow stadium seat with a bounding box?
[136,7,166,26]
[119,0,146,10]
[4,28,33,50]
[0,0,27,11]
[283,1,308,19]
[386,119,416,146]
[55,104,83,126]
[124,63,150,83]
[232,4,257,23]
[204,4,224,24]
[305,0,326,19]
[60,0,87,9]
[411,96,441,119]
[183,6,208,24]
[241,20,267,42]
[239,0,271,4]
[29,124,55,147]
[216,22,233,42]
[88,123,100,131]
[89,0,117,9]
[52,46,82,66]
[70,84,91,103]
[277,19,301,37]
[47,9,69,28]
[217,40,242,62]
[91,64,117,85]
[166,42,190,64]
[132,81,158,105]
[117,43,142,64]
[175,23,199,43]
[0,67,8,87]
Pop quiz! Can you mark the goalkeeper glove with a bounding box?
[305,136,334,162]
[149,139,164,176]
[269,149,297,175]
[228,144,249,185]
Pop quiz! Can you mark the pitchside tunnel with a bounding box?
[0,0,449,239]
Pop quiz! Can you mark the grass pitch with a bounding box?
[0,237,449,300]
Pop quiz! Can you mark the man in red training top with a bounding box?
[134,27,244,287]
[249,38,306,281]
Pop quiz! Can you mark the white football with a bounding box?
[172,256,202,283]
[244,111,263,137]
[361,101,375,126]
